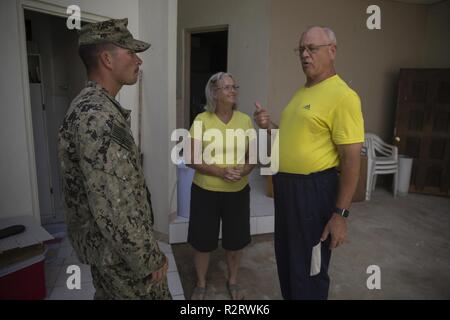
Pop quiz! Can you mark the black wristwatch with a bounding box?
[335,207,350,218]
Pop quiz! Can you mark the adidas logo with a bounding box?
[304,104,311,110]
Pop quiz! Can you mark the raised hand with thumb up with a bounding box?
[253,101,271,129]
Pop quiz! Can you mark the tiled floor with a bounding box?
[44,236,185,300]
[42,170,274,300]
[172,233,282,300]
[42,188,450,300]
[173,189,450,300]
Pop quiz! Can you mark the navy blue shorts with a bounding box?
[188,183,251,252]
[273,168,338,300]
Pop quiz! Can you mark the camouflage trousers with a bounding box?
[90,264,172,300]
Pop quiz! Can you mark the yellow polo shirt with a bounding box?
[278,75,364,174]
[189,111,255,192]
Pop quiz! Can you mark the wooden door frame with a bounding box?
[17,0,109,224]
[182,25,228,129]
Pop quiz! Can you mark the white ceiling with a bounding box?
[388,0,444,5]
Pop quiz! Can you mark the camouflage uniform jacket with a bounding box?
[58,80,165,279]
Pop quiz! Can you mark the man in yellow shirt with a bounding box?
[254,26,364,299]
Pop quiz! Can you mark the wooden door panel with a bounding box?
[394,69,450,197]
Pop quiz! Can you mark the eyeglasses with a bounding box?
[216,85,240,92]
[294,44,331,55]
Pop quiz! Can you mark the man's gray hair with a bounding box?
[204,72,237,113]
[303,26,337,46]
[322,27,337,45]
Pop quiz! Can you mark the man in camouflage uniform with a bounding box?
[58,18,171,300]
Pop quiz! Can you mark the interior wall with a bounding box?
[41,0,142,136]
[268,0,429,141]
[0,0,140,221]
[1,0,175,237]
[0,0,36,220]
[24,10,85,220]
[139,0,178,234]
[177,0,270,125]
[425,0,450,68]
[49,14,86,217]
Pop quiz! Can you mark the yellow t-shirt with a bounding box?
[277,75,364,175]
[189,111,255,192]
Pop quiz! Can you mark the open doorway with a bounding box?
[184,27,228,128]
[24,9,86,225]
[171,25,274,244]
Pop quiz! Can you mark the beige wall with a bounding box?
[0,0,35,220]
[268,0,431,141]
[0,0,141,222]
[42,0,142,136]
[425,0,450,67]
[0,0,177,238]
[177,0,270,124]
[139,0,178,234]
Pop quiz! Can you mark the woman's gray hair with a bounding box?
[204,72,237,113]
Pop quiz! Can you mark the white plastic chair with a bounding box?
[363,133,399,200]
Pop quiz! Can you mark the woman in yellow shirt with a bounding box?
[187,72,255,300]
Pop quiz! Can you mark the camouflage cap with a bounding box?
[78,18,150,53]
